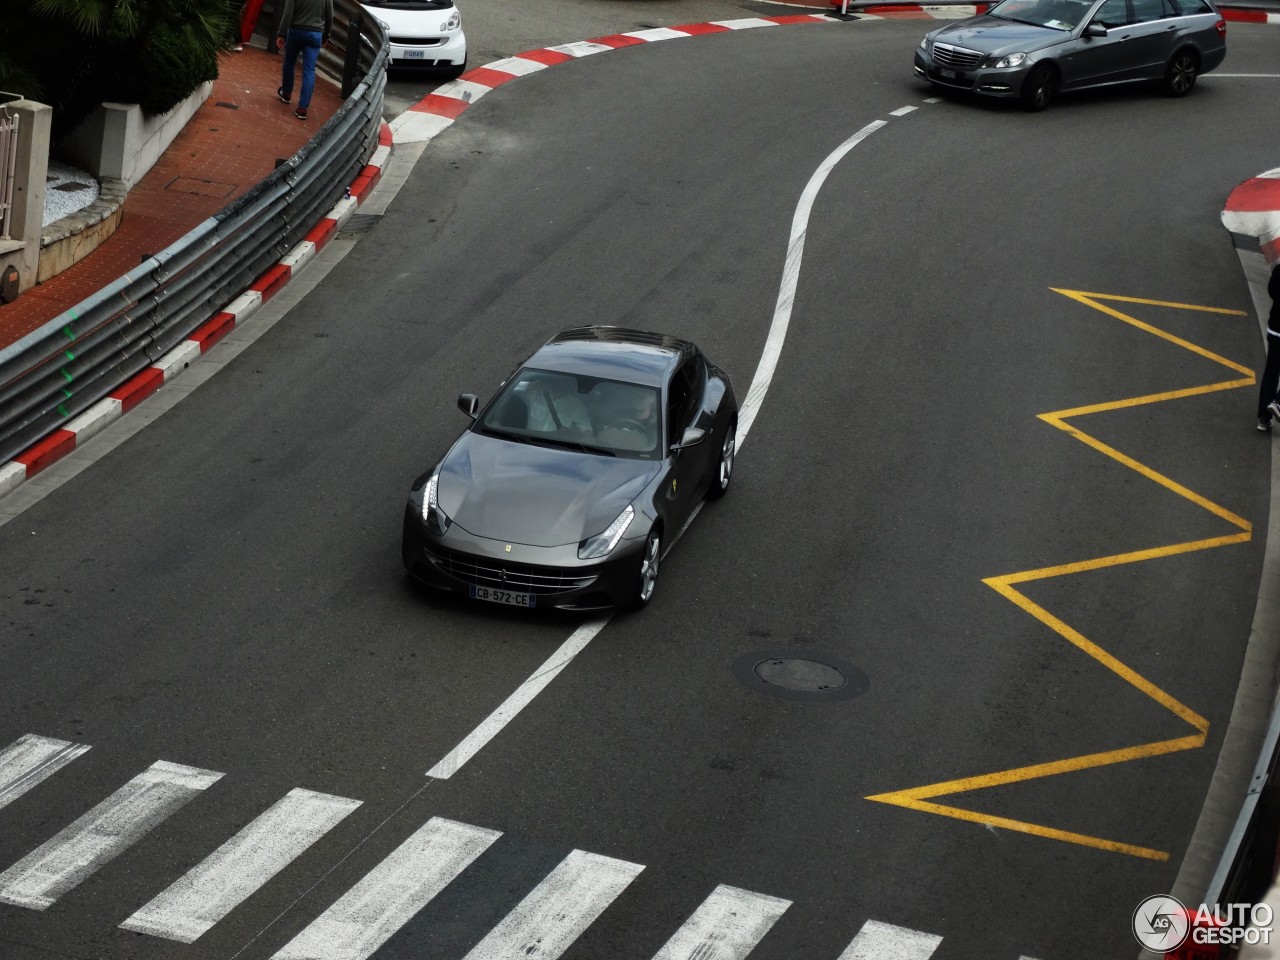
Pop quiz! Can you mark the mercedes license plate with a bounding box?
[940,67,957,78]
[470,585,535,608]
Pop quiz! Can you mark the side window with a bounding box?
[1131,0,1167,20]
[1092,0,1130,26]
[666,360,700,443]
[1171,0,1210,12]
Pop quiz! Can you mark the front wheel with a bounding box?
[631,529,661,609]
[1020,63,1057,111]
[705,417,737,501]
[1163,50,1197,97]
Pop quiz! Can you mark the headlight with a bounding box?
[422,471,451,535]
[444,10,461,30]
[578,504,634,560]
[989,52,1027,68]
[919,35,929,49]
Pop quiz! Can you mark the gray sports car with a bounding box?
[913,0,1226,110]
[401,327,738,611]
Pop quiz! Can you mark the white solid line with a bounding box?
[462,849,644,960]
[890,106,918,116]
[0,734,90,812]
[736,119,888,450]
[0,760,222,911]
[651,884,791,960]
[426,616,611,778]
[837,919,942,959]
[1206,73,1280,78]
[121,788,362,943]
[271,816,500,960]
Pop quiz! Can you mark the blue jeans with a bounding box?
[281,28,323,110]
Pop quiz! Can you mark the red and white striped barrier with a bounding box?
[1222,168,1280,266]
[0,123,394,498]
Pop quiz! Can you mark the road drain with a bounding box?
[733,651,869,703]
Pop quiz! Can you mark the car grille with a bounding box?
[390,35,444,45]
[426,548,597,595]
[932,43,984,69]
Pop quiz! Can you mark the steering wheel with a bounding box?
[613,419,649,436]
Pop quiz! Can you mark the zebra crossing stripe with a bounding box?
[0,734,90,811]
[271,816,501,960]
[120,788,362,943]
[837,919,943,959]
[461,849,644,960]
[651,884,791,960]
[0,760,222,911]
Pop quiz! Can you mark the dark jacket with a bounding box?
[1271,263,1280,332]
[279,0,333,37]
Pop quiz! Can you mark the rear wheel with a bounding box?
[1163,49,1198,97]
[632,528,661,609]
[1020,63,1057,111]
[706,417,737,500]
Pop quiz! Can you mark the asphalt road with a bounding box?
[1,12,1278,960]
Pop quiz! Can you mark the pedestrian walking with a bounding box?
[276,0,333,121]
[1256,263,1280,431]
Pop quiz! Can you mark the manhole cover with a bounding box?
[732,650,869,703]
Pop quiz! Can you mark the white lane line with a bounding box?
[0,760,222,910]
[924,97,943,103]
[651,884,791,960]
[0,734,90,811]
[462,849,644,960]
[837,919,942,959]
[890,105,918,116]
[736,119,888,448]
[1207,73,1280,78]
[426,616,611,778]
[121,788,362,943]
[271,816,500,960]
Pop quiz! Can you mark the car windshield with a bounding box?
[477,368,662,460]
[987,0,1092,29]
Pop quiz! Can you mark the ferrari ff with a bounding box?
[401,327,739,611]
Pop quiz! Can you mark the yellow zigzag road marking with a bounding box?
[866,289,1253,861]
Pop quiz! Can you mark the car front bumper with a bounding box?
[388,30,466,68]
[914,49,1030,99]
[401,506,645,611]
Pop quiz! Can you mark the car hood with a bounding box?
[932,16,1067,54]
[437,431,659,547]
[357,2,456,35]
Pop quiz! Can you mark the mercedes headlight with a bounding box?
[919,35,930,49]
[422,471,451,535]
[578,504,634,560]
[989,52,1027,68]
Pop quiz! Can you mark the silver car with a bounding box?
[913,0,1227,110]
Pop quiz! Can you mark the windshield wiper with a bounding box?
[537,437,617,457]
[480,426,534,445]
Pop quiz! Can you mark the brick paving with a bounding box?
[0,45,342,350]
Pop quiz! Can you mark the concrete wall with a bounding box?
[58,81,213,191]
[0,96,52,300]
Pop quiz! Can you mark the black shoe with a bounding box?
[1259,417,1272,432]
[277,88,290,103]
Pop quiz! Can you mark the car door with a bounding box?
[1060,0,1139,86]
[661,358,706,526]
[1126,0,1182,77]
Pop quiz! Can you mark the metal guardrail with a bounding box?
[0,4,388,466]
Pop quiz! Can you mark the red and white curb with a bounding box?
[0,123,394,499]
[391,15,838,144]
[1221,6,1280,21]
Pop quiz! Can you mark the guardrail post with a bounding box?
[341,9,365,100]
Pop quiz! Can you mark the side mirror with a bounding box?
[1084,22,1107,36]
[670,426,706,452]
[457,393,480,419]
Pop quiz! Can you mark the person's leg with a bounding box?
[1258,332,1280,422]
[280,28,302,100]
[297,29,323,111]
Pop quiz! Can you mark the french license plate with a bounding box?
[404,49,427,59]
[940,67,957,78]
[470,585,535,608]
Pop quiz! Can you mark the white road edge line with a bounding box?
[424,117,895,781]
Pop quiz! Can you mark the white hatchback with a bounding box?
[359,0,467,77]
